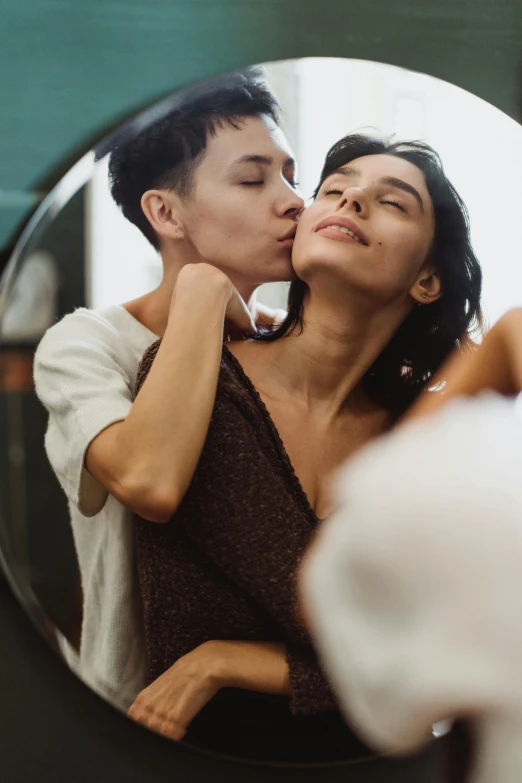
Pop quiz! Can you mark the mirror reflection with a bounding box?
[1,57,521,764]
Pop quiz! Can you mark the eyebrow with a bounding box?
[230,154,296,169]
[381,176,425,212]
[331,166,425,212]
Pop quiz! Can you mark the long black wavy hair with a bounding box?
[257,134,483,416]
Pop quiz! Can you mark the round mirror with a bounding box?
[1,56,520,766]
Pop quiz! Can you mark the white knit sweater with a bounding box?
[34,305,158,711]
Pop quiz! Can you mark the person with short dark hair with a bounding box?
[129,133,483,760]
[34,68,303,709]
[105,67,283,252]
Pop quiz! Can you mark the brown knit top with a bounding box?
[134,341,340,719]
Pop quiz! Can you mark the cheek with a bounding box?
[378,227,430,278]
[291,212,321,269]
[185,200,269,266]
[185,202,240,249]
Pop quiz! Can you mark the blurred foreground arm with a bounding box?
[405,307,522,422]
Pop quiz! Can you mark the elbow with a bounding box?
[118,476,181,523]
[138,498,177,524]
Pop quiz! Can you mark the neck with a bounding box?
[261,285,412,414]
[122,243,258,337]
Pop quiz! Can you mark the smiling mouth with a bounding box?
[320,225,367,245]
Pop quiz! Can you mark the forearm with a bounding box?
[209,640,336,715]
[86,267,230,520]
[405,309,522,423]
[211,640,292,697]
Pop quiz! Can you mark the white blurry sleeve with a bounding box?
[302,393,522,783]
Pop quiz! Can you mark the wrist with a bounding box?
[170,265,231,318]
[176,264,231,297]
[199,640,235,689]
[200,640,291,695]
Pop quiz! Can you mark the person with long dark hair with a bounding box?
[300,307,522,782]
[129,133,482,761]
[258,133,482,416]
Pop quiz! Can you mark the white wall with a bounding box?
[86,157,162,310]
[87,58,522,324]
[279,58,522,325]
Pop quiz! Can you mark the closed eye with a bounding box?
[325,188,343,196]
[241,181,264,186]
[380,199,407,212]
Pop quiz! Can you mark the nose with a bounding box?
[277,180,305,220]
[338,186,369,218]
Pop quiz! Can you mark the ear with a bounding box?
[409,265,442,305]
[140,189,185,243]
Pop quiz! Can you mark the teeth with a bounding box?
[329,225,362,243]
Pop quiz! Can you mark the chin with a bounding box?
[292,255,347,282]
[261,257,296,283]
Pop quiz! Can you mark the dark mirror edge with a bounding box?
[2,0,522,776]
[0,576,447,781]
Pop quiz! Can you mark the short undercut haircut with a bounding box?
[96,67,281,249]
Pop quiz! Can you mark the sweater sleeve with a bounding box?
[33,310,139,516]
[285,644,337,714]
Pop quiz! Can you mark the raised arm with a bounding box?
[35,263,254,523]
[84,264,254,522]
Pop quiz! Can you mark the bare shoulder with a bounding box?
[498,307,522,330]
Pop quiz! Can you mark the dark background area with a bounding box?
[0,187,86,642]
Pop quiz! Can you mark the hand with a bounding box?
[254,301,287,329]
[172,263,256,340]
[128,641,222,741]
[127,640,291,741]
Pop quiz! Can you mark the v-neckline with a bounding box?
[222,345,324,528]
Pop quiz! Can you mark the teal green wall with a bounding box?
[1,0,522,248]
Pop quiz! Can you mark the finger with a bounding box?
[273,307,287,326]
[129,707,186,742]
[161,716,186,742]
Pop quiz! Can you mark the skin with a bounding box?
[231,153,440,518]
[131,114,303,335]
[129,153,443,740]
[405,308,522,422]
[132,153,522,752]
[84,117,303,520]
[293,154,438,304]
[300,306,522,783]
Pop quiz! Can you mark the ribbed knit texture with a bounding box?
[134,341,338,717]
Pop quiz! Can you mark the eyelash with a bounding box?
[241,179,300,189]
[324,189,406,212]
[380,199,407,212]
